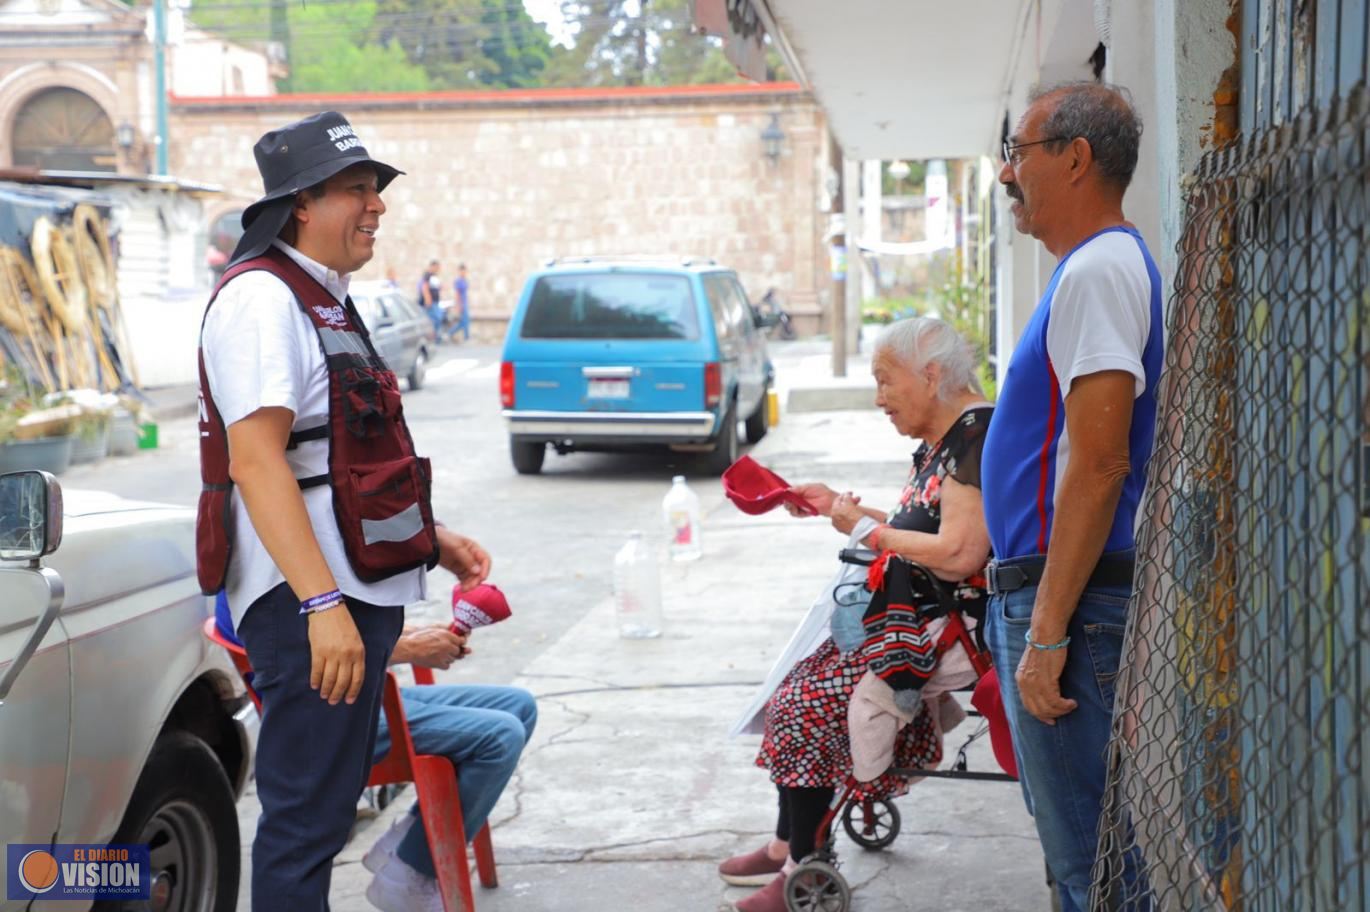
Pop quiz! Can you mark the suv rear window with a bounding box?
[520,272,700,339]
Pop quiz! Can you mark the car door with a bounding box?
[0,563,71,912]
[722,276,766,414]
[355,293,401,371]
[384,292,420,375]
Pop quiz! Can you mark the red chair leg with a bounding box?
[414,755,475,912]
[473,824,498,888]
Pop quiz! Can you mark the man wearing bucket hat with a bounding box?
[196,111,493,912]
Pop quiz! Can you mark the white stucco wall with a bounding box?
[171,30,273,97]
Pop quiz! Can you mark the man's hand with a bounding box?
[395,625,469,669]
[1015,644,1078,725]
[435,526,491,591]
[307,607,366,705]
[787,483,844,517]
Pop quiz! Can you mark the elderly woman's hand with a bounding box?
[787,483,843,517]
[829,492,865,534]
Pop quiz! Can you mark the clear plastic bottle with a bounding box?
[612,531,663,638]
[662,475,702,561]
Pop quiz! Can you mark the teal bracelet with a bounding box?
[1025,631,1071,651]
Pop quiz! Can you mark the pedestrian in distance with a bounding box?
[196,110,493,912]
[982,81,1162,910]
[418,259,445,341]
[449,263,471,342]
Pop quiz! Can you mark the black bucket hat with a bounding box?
[228,111,403,266]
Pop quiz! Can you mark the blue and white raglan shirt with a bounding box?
[981,226,1164,562]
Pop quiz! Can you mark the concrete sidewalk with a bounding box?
[327,400,1050,912]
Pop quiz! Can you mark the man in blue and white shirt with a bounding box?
[981,82,1162,910]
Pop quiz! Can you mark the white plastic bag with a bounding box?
[729,522,878,737]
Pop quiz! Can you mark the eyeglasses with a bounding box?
[1001,136,1069,166]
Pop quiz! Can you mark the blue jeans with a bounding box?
[985,581,1131,912]
[373,684,538,877]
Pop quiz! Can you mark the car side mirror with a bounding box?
[0,470,63,562]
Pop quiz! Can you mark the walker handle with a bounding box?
[838,548,877,566]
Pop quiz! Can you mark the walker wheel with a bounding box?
[841,798,901,850]
[784,860,852,912]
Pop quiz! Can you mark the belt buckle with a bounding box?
[986,561,1023,595]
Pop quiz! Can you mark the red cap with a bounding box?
[722,455,818,516]
[450,583,512,634]
[970,667,1018,779]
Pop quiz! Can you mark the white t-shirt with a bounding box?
[202,240,425,625]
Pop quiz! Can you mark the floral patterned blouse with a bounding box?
[885,405,994,605]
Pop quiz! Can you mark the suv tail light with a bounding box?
[704,362,722,408]
[500,362,515,408]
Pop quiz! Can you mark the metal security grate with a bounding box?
[1091,87,1370,911]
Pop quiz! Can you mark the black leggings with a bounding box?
[774,785,835,862]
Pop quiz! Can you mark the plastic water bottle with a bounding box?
[662,475,702,561]
[613,531,663,639]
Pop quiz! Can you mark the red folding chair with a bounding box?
[201,618,499,912]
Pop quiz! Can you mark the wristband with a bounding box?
[865,524,891,549]
[1025,631,1071,651]
[300,589,344,615]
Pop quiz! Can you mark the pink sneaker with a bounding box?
[718,845,785,887]
[733,872,788,912]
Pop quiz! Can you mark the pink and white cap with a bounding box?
[451,583,512,634]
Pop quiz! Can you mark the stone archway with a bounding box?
[11,86,116,172]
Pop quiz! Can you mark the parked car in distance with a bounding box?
[351,280,432,390]
[0,470,257,912]
[499,256,775,475]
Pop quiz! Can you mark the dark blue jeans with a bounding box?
[985,580,1130,912]
[238,583,404,912]
[372,684,538,877]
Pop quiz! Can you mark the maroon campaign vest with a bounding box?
[196,246,439,595]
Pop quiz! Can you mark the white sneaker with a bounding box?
[365,855,456,912]
[363,815,417,874]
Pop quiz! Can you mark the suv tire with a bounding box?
[705,404,739,475]
[94,732,239,912]
[744,386,769,444]
[511,438,546,475]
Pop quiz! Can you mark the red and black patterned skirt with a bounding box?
[756,638,942,801]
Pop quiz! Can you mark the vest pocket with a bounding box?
[338,456,436,578]
[341,368,402,438]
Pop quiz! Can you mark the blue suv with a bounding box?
[499,257,775,474]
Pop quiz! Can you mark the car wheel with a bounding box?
[511,438,546,475]
[93,732,239,912]
[407,348,427,391]
[704,403,739,475]
[744,387,769,443]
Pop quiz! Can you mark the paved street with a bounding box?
[64,337,1048,911]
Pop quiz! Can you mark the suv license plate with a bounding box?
[587,379,630,399]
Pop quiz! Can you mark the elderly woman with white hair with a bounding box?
[720,316,994,912]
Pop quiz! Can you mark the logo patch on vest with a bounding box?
[313,304,347,327]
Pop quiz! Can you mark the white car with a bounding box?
[0,470,258,912]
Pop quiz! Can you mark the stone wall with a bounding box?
[170,84,829,339]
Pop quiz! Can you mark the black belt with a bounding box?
[985,554,1135,595]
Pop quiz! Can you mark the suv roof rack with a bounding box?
[542,254,719,269]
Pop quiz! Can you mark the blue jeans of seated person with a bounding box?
[373,684,538,878]
[985,581,1150,912]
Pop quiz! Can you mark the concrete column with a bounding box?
[842,156,862,358]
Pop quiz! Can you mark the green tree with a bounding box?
[540,0,785,87]
[372,0,552,89]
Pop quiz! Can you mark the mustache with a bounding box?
[1005,183,1024,203]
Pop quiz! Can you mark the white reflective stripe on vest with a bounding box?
[361,503,425,545]
[318,327,370,357]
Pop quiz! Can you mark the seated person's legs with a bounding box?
[371,684,536,879]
